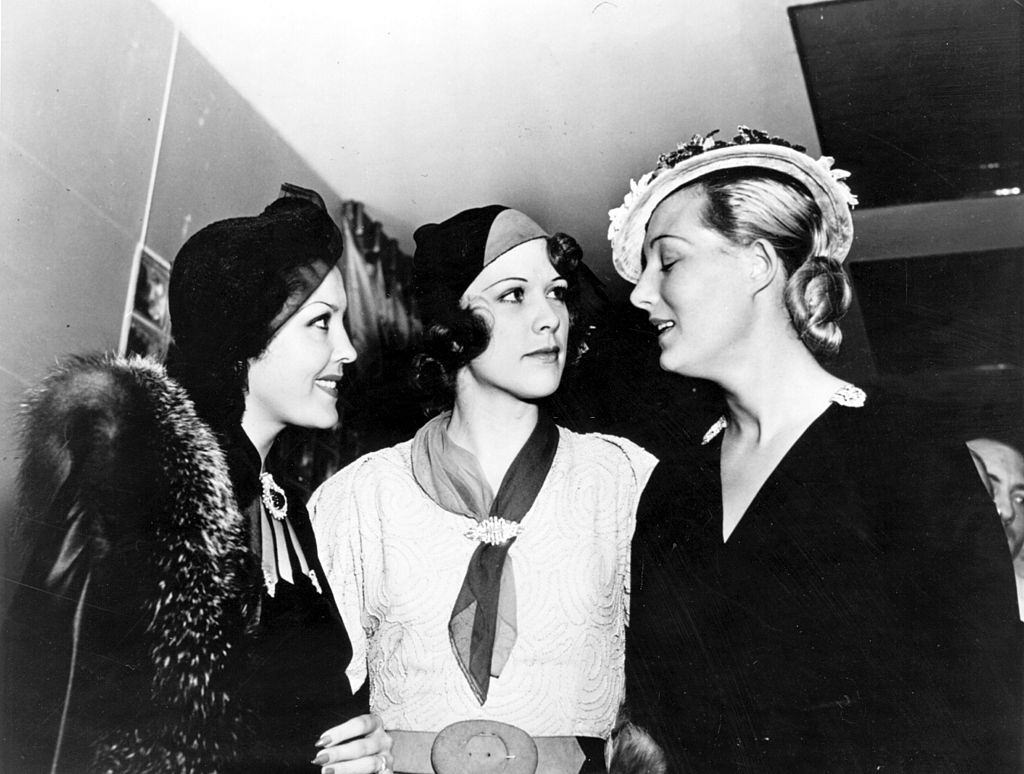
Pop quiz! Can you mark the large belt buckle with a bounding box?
[430,719,539,773]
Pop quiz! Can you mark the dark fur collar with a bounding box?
[17,354,250,772]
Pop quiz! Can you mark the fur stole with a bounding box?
[13,353,250,773]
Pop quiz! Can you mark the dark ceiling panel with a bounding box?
[790,0,1022,207]
[850,246,1024,374]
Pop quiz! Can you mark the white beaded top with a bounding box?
[309,428,656,738]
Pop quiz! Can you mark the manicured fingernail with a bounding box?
[311,753,328,765]
[315,735,331,748]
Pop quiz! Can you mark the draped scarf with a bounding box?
[411,410,559,704]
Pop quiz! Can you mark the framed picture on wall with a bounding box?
[133,248,171,330]
[126,312,168,358]
[125,247,171,358]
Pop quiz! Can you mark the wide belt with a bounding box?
[391,722,607,774]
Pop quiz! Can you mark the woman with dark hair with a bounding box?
[3,188,392,773]
[609,127,1021,771]
[309,205,656,773]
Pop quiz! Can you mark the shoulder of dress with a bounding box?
[559,429,658,478]
[351,441,413,473]
[561,428,645,455]
[312,441,412,500]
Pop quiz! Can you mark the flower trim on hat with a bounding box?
[607,171,656,248]
[656,127,806,175]
[608,126,858,282]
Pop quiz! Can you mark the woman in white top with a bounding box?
[310,205,656,774]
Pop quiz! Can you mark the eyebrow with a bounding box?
[649,233,693,248]
[304,300,341,313]
[481,276,528,291]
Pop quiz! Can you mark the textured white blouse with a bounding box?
[309,427,656,738]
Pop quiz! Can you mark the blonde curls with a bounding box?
[784,255,851,357]
[695,169,851,358]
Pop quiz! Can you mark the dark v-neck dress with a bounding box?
[626,389,1021,772]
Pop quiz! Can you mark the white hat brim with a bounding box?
[610,143,855,283]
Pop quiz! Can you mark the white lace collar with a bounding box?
[700,383,866,446]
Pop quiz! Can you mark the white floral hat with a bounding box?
[608,127,859,283]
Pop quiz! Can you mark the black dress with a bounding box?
[626,389,1021,772]
[225,432,367,773]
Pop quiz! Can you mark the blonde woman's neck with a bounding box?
[719,335,845,447]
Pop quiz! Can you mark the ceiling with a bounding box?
[149,0,828,296]
[791,0,1022,209]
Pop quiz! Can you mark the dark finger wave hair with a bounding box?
[412,232,584,412]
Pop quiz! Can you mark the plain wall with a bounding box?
[0,0,172,611]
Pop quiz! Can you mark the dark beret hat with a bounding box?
[168,185,343,367]
[412,205,547,328]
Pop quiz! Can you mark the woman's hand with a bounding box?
[312,714,393,774]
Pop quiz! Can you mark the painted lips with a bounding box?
[314,375,342,396]
[652,319,676,339]
[524,346,560,363]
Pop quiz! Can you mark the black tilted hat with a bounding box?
[169,184,343,369]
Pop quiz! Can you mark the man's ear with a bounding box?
[747,238,781,296]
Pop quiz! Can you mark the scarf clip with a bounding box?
[465,517,523,545]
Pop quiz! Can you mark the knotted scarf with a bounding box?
[411,410,559,703]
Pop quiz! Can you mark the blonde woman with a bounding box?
[610,128,1020,771]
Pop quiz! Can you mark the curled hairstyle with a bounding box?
[694,169,852,358]
[412,233,583,410]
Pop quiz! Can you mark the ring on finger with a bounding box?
[376,753,389,774]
